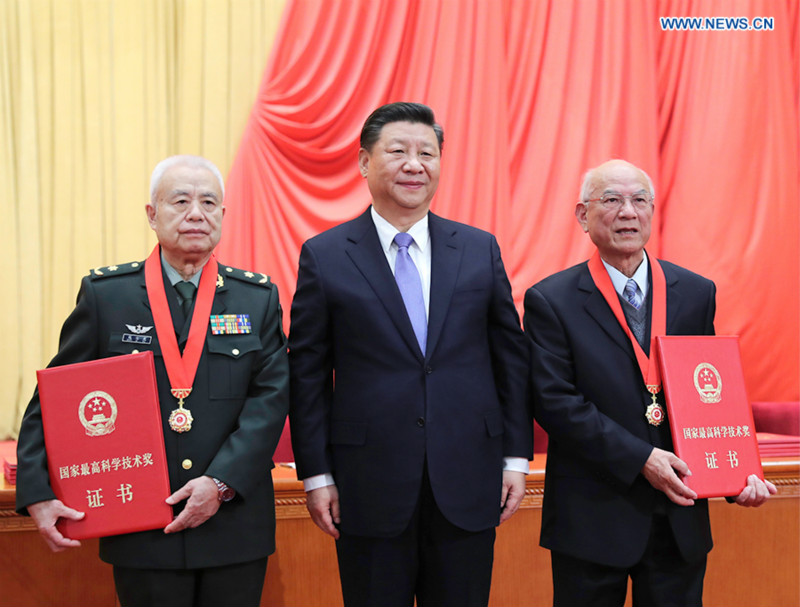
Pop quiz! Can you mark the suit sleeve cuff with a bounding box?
[503,457,530,474]
[303,473,335,492]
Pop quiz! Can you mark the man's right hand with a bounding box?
[642,447,698,506]
[27,499,85,552]
[306,484,341,539]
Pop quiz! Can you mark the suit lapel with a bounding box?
[179,262,228,346]
[344,210,424,359]
[137,259,222,350]
[579,265,637,362]
[663,263,681,333]
[210,263,228,317]
[426,213,462,360]
[173,262,228,346]
[136,268,161,343]
[139,268,151,312]
[582,257,680,361]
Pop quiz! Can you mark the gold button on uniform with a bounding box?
[232,348,240,356]
[182,459,192,470]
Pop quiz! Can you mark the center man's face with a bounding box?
[358,121,441,218]
[146,164,225,262]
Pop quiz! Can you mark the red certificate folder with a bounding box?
[37,351,172,539]
[656,336,763,498]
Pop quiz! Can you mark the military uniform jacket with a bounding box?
[16,258,289,569]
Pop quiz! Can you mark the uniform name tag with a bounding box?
[122,334,153,344]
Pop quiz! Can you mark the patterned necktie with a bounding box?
[393,232,427,354]
[175,281,197,319]
[623,278,643,310]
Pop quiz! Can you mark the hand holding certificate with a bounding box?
[657,336,766,499]
[37,351,172,539]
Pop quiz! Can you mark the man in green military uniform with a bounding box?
[16,155,289,607]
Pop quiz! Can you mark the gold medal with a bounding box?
[169,388,193,432]
[168,407,193,432]
[645,388,664,426]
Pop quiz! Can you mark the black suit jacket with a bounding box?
[16,259,289,569]
[288,209,532,537]
[523,257,715,567]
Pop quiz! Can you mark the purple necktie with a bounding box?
[623,278,643,310]
[394,232,427,354]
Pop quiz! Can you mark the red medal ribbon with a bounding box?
[587,250,666,392]
[144,246,217,400]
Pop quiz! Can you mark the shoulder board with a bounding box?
[217,265,273,289]
[89,261,145,280]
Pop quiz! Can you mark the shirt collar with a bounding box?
[370,206,430,253]
[160,250,203,287]
[601,251,650,297]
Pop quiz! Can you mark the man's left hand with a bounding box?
[163,476,221,533]
[499,470,526,524]
[734,474,777,507]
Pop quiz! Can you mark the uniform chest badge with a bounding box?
[122,324,153,344]
[210,314,251,335]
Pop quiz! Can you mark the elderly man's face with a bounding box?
[358,121,441,220]
[146,163,224,262]
[576,163,653,266]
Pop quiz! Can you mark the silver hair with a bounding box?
[579,160,655,203]
[149,155,225,203]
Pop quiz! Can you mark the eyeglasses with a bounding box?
[584,192,653,210]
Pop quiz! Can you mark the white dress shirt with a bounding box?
[601,251,650,299]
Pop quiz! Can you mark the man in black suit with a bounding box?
[288,102,532,607]
[16,155,289,607]
[523,159,776,606]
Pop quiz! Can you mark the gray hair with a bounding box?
[150,155,225,202]
[579,159,655,203]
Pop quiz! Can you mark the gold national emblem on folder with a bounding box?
[694,363,722,403]
[78,391,118,436]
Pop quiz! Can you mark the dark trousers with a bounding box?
[113,557,268,607]
[335,471,496,607]
[551,515,707,607]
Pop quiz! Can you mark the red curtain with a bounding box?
[220,0,799,403]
